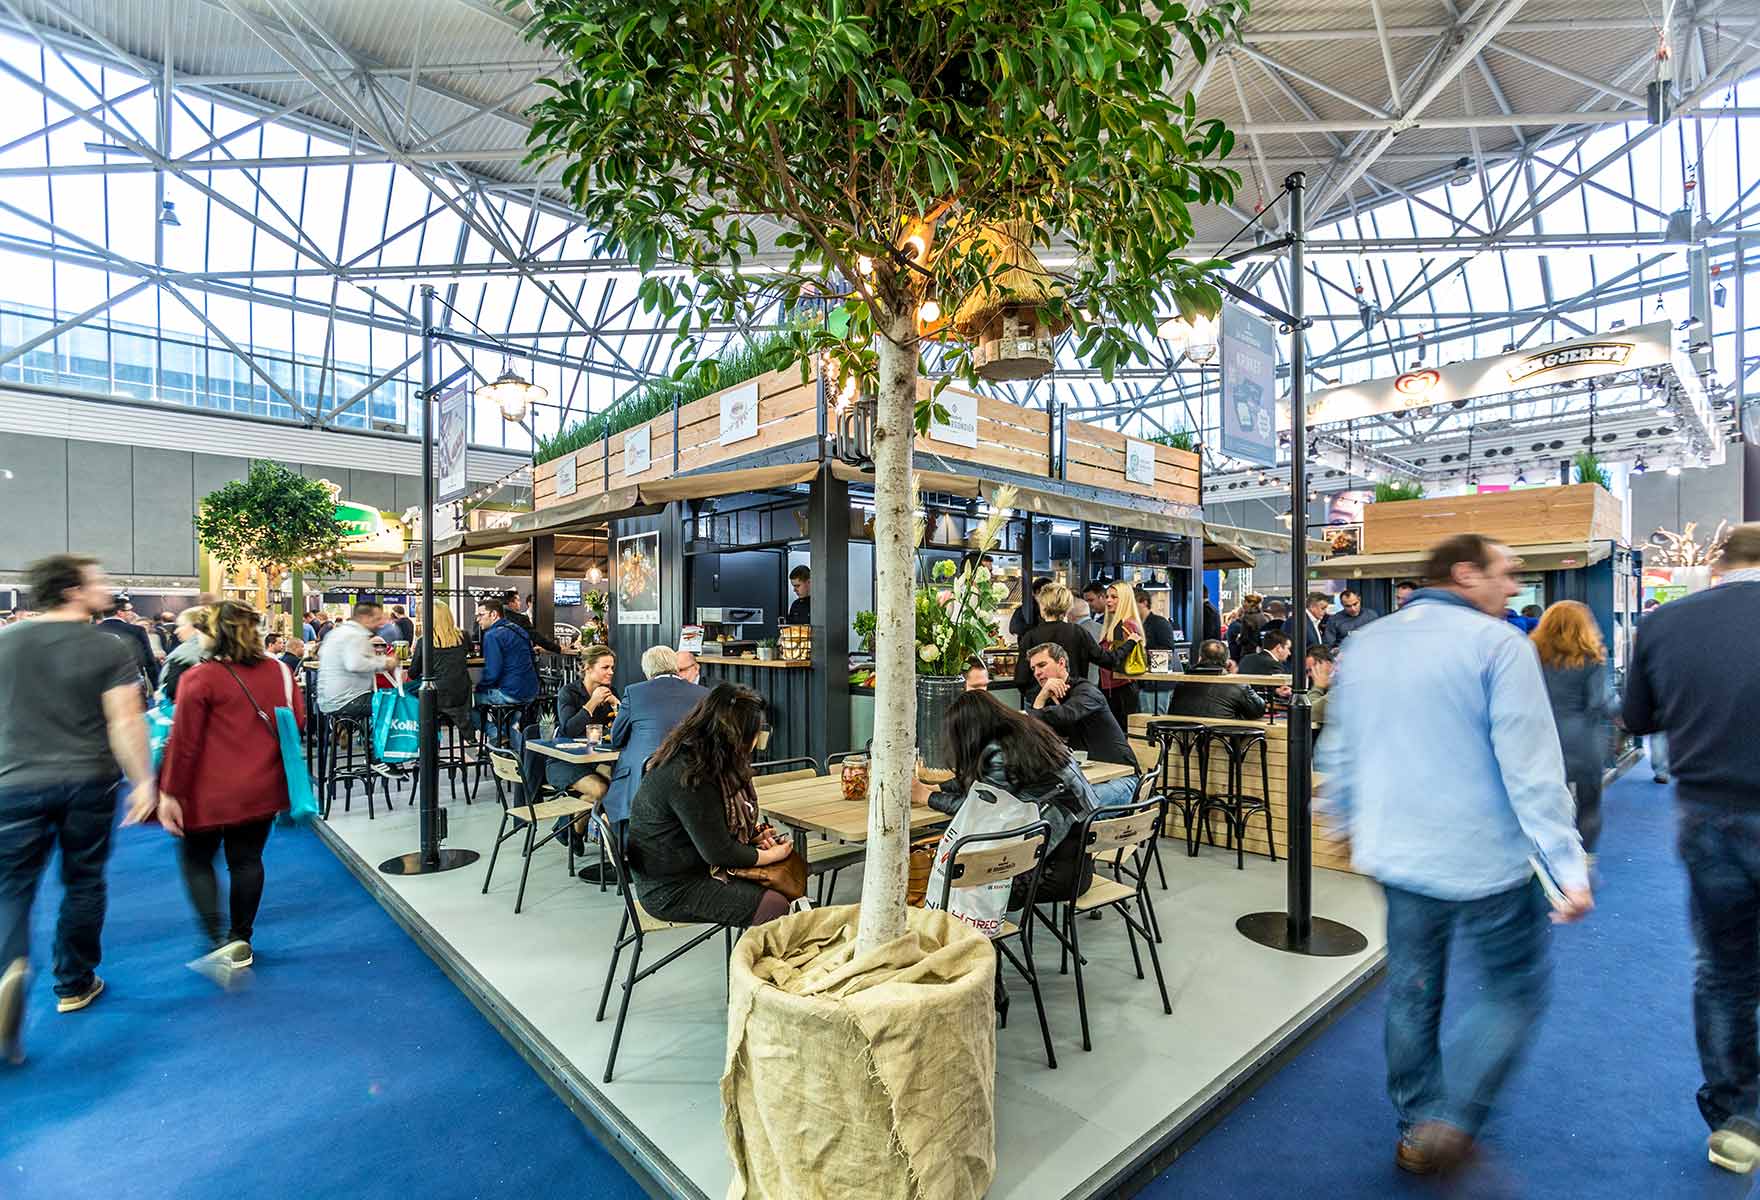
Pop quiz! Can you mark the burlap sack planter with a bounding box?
[721,904,997,1199]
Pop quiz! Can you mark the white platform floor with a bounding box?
[322,782,1386,1199]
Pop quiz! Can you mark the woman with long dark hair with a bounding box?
[923,689,1102,905]
[1532,601,1618,851]
[624,683,794,927]
[146,601,304,979]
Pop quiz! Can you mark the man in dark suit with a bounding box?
[1623,523,1760,1175]
[96,596,159,690]
[1201,587,1223,642]
[1286,591,1331,655]
[1168,639,1266,722]
[1136,589,1179,714]
[1238,630,1292,676]
[602,644,708,839]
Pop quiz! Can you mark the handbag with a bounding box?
[1122,639,1149,676]
[146,697,175,773]
[220,660,319,823]
[728,846,809,902]
[371,684,422,763]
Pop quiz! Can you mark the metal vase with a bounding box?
[915,674,965,770]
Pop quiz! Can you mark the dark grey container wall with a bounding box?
[67,441,133,571]
[0,433,70,571]
[132,446,195,576]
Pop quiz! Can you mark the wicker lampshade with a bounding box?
[946,222,1070,382]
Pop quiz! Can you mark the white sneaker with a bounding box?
[187,940,253,988]
[1710,1121,1760,1174]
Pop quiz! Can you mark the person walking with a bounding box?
[1096,581,1146,728]
[159,605,213,702]
[1623,523,1760,1175]
[1316,532,1591,1174]
[1531,601,1618,853]
[0,555,155,1063]
[141,601,305,981]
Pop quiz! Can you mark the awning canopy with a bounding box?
[1312,540,1612,580]
[496,533,605,576]
[829,461,981,497]
[997,484,1206,539]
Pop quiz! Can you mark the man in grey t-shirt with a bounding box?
[0,555,156,1064]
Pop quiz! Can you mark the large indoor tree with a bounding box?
[196,462,351,604]
[520,0,1246,954]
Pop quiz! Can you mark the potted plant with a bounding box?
[197,463,350,612]
[754,638,777,662]
[517,1,1245,1193]
[1573,450,1612,489]
[852,610,877,654]
[1372,479,1427,503]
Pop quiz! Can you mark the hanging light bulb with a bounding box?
[586,565,603,584]
[478,356,547,424]
[917,297,942,324]
[838,372,859,406]
[856,255,874,277]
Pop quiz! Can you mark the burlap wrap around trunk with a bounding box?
[721,905,997,1199]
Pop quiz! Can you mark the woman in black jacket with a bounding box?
[409,601,474,735]
[625,683,794,928]
[1012,583,1132,700]
[924,689,1101,906]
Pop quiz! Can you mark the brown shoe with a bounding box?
[55,975,104,1013]
[1396,1121,1474,1175]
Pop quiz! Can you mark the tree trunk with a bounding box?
[854,314,919,956]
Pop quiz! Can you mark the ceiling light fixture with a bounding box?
[1449,157,1473,187]
[477,357,547,424]
[158,201,181,227]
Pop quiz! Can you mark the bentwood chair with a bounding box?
[1146,720,1213,860]
[318,711,386,820]
[479,744,593,914]
[1202,727,1276,870]
[1039,799,1171,1052]
[935,819,1057,1068]
[591,798,733,1084]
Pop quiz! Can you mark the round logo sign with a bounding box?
[1393,368,1441,398]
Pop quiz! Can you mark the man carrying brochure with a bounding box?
[1316,533,1592,1176]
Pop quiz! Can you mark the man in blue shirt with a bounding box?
[1316,532,1592,1175]
[473,598,539,734]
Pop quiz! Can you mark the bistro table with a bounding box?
[525,739,619,767]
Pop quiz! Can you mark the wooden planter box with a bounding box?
[532,362,1202,512]
[1361,483,1621,554]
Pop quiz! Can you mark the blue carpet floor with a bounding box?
[1143,759,1756,1200]
[0,816,647,1200]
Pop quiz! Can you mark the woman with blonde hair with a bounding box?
[410,600,473,738]
[1096,580,1146,727]
[160,605,215,702]
[134,600,305,979]
[1532,600,1619,850]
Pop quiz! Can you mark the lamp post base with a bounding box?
[1236,911,1369,957]
[378,848,480,876]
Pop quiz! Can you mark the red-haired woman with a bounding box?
[1532,601,1618,851]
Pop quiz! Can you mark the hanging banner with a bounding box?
[929,389,979,448]
[1303,321,1680,426]
[435,384,470,503]
[1219,301,1278,467]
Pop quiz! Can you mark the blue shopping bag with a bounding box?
[276,707,318,822]
[146,698,175,772]
[372,686,421,763]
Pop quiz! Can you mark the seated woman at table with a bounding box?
[920,689,1103,908]
[549,643,617,800]
[625,683,793,928]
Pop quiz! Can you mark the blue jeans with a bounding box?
[1090,774,1140,811]
[0,777,120,996]
[1383,879,1552,1135]
[1678,794,1760,1132]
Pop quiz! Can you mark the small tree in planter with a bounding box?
[517,2,1244,1192]
[196,462,350,610]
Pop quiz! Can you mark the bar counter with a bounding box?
[1126,713,1356,874]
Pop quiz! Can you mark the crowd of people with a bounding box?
[3,525,1758,1188]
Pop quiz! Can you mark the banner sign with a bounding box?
[720,380,760,445]
[1303,321,1679,426]
[1125,438,1156,485]
[1219,301,1278,467]
[929,389,979,448]
[435,384,470,503]
[554,454,577,498]
[624,424,651,476]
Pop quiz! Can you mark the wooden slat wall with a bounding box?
[915,386,1053,479]
[1062,420,1202,508]
[1128,723,1356,874]
[1361,483,1621,554]
[532,367,820,510]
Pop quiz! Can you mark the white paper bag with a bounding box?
[924,782,1038,936]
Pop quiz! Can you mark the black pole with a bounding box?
[1237,172,1366,957]
[381,285,479,876]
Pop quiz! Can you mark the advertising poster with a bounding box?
[435,384,470,503]
[1219,301,1277,467]
[616,531,661,625]
[720,380,760,445]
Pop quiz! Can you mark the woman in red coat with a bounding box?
[149,601,304,976]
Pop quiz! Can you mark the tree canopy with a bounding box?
[196,462,350,581]
[519,0,1248,395]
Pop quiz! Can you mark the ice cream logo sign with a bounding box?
[1391,368,1441,398]
[1503,342,1633,385]
[320,479,408,557]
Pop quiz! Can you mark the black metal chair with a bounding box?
[318,711,386,820]
[1201,727,1276,870]
[591,797,733,1084]
[936,819,1057,1068]
[1039,799,1171,1052]
[1145,720,1213,861]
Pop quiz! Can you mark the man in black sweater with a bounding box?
[1024,642,1139,809]
[1168,639,1266,722]
[96,597,158,690]
[1623,523,1760,1175]
[500,590,562,654]
[1238,630,1292,676]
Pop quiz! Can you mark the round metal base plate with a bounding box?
[378,848,481,876]
[1236,911,1370,957]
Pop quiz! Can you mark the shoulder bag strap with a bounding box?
[217,660,276,741]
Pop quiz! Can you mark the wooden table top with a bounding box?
[756,760,1134,842]
[1135,671,1291,686]
[699,657,812,670]
[525,739,620,765]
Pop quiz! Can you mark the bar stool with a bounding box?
[437,714,479,805]
[1146,720,1212,866]
[319,712,386,820]
[1200,727,1276,870]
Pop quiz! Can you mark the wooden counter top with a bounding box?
[1136,671,1291,686]
[699,657,812,670]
